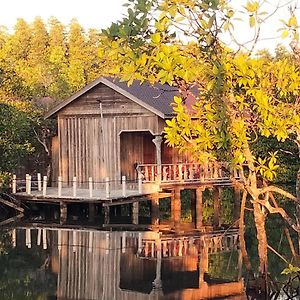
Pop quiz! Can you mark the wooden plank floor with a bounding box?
[14,187,153,203]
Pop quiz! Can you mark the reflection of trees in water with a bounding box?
[0,230,56,300]
[208,252,239,283]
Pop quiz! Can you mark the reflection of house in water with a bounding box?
[11,227,245,299]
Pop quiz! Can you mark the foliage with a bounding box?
[101,0,300,277]
[0,230,56,300]
[0,100,36,171]
[281,264,300,275]
[0,18,108,184]
[0,17,104,101]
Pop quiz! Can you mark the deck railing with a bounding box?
[11,174,143,198]
[137,162,243,184]
[136,230,239,258]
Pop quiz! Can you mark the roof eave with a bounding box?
[44,77,169,119]
[44,77,104,119]
[100,78,166,119]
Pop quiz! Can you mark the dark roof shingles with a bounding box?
[105,77,178,117]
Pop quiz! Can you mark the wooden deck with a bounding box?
[15,187,151,203]
[12,162,243,204]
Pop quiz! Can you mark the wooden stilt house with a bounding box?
[45,77,189,186]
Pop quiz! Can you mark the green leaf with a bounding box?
[151,33,161,44]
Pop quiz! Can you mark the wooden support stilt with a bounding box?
[173,187,181,231]
[151,194,159,226]
[103,206,110,224]
[213,187,221,228]
[60,202,67,224]
[191,189,196,225]
[152,239,162,290]
[170,190,175,222]
[199,237,208,284]
[196,187,204,229]
[88,203,95,222]
[132,201,139,225]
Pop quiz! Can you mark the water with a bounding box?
[0,224,244,300]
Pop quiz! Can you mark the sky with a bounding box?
[0,0,128,31]
[0,0,297,52]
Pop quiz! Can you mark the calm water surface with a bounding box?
[0,224,245,300]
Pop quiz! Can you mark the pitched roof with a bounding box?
[45,76,185,119]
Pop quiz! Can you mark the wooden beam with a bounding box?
[173,187,181,231]
[196,187,204,229]
[0,197,24,212]
[0,213,23,226]
[213,187,221,228]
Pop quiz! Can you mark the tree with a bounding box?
[48,17,70,99]
[101,0,300,290]
[66,19,87,92]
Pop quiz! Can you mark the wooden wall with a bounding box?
[55,84,164,185]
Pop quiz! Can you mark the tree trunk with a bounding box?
[253,201,268,294]
[239,190,254,279]
[296,167,300,255]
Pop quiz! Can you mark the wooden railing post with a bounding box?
[27,175,31,195]
[12,174,17,194]
[42,229,47,250]
[58,176,62,197]
[179,163,183,180]
[105,177,110,198]
[145,166,149,181]
[122,175,126,197]
[73,176,77,197]
[26,228,31,248]
[162,166,168,181]
[25,174,29,194]
[42,176,47,196]
[89,177,93,198]
[37,173,42,191]
[138,173,143,193]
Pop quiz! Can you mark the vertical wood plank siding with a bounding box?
[56,84,164,186]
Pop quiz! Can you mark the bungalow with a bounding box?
[45,76,191,185]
